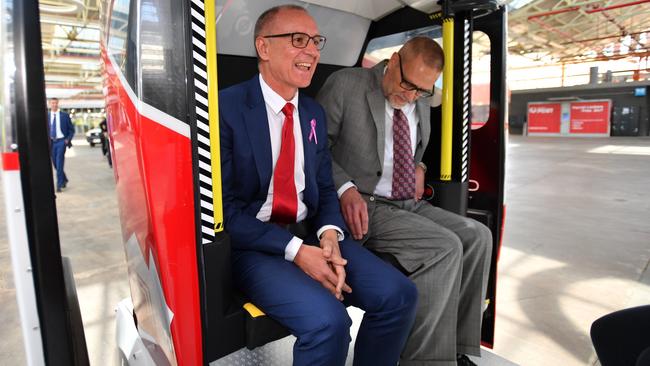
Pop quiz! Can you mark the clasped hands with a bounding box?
[294,229,352,301]
[293,166,425,299]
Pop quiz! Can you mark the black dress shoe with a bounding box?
[61,183,67,188]
[56,187,62,192]
[457,354,478,366]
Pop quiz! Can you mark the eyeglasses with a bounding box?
[263,32,327,51]
[396,53,434,98]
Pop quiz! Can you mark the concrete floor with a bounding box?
[493,136,650,366]
[0,139,128,365]
[0,135,649,365]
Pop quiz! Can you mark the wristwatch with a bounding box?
[417,161,427,173]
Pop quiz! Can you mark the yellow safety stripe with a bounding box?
[204,0,224,232]
[440,18,454,181]
[243,302,266,318]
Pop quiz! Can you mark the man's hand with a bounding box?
[319,230,352,299]
[414,164,425,201]
[340,187,368,240]
[294,244,348,300]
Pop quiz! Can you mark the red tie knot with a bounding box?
[282,103,295,117]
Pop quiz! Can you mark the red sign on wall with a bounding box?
[528,103,561,134]
[569,101,610,134]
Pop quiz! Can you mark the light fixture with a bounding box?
[39,0,85,14]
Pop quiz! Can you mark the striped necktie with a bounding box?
[391,108,415,200]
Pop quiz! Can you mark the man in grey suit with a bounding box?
[317,37,492,366]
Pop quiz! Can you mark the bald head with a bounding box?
[399,36,444,72]
[254,5,307,41]
[382,36,443,108]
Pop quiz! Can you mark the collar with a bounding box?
[384,83,416,116]
[386,99,416,117]
[259,74,299,115]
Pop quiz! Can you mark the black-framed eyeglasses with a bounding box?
[263,32,327,51]
[396,53,434,98]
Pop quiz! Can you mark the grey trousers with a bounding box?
[361,196,492,366]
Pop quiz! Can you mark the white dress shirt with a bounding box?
[336,100,418,199]
[50,111,64,139]
[374,101,418,198]
[257,75,343,261]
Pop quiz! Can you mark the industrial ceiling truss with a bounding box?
[508,0,650,64]
[38,0,650,104]
[40,0,102,105]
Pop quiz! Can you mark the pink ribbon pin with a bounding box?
[309,118,318,144]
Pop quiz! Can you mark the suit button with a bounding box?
[369,196,375,202]
[376,171,382,176]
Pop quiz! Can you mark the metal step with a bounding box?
[211,307,520,365]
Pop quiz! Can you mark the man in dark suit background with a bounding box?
[48,97,75,192]
[219,5,417,365]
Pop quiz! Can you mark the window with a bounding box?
[471,31,490,129]
[107,0,137,91]
[364,27,492,129]
[139,0,188,121]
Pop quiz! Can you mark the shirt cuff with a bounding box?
[284,236,303,262]
[317,225,345,241]
[337,181,357,198]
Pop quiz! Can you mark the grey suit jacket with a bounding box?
[316,61,431,195]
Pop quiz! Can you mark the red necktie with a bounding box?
[270,103,298,224]
[391,108,415,200]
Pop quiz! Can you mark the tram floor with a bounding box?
[0,135,649,365]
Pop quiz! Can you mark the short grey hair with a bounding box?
[400,36,445,71]
[254,4,306,40]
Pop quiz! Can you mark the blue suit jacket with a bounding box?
[51,110,75,141]
[219,75,346,255]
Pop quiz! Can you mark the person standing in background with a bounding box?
[48,98,75,192]
[99,118,112,167]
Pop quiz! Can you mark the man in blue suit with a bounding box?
[219,5,418,366]
[48,98,75,192]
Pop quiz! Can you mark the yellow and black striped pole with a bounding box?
[440,17,454,182]
[204,0,223,232]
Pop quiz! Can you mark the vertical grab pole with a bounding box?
[440,17,454,181]
[204,0,224,232]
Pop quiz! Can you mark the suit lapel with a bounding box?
[415,98,431,156]
[298,99,316,213]
[242,78,273,188]
[298,101,315,166]
[367,62,388,168]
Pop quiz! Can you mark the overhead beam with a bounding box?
[585,0,650,13]
[528,6,580,20]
